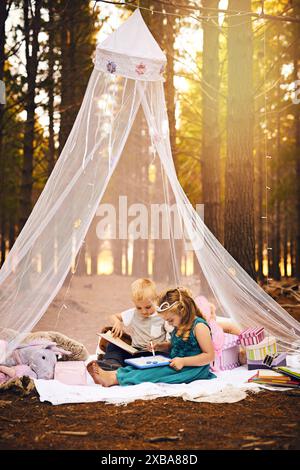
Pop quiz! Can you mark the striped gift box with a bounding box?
[213,333,240,371]
[239,327,265,347]
[245,336,277,361]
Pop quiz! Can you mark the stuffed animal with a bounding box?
[0,364,37,385]
[2,339,72,381]
[0,329,89,361]
[24,331,89,361]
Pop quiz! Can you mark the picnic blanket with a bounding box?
[34,364,262,405]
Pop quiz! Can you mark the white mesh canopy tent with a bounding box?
[1,10,299,358]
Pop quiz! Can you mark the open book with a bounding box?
[97,330,139,355]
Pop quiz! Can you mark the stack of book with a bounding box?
[248,368,300,388]
[275,366,300,382]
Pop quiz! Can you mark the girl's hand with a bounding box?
[169,357,185,371]
[146,342,160,353]
[146,343,154,353]
[111,320,124,338]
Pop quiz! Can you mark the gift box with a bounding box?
[245,336,277,362]
[213,333,240,371]
[54,361,87,385]
[247,352,287,370]
[238,327,265,347]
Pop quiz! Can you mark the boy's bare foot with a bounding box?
[87,360,118,387]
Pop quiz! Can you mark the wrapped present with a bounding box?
[54,361,87,385]
[245,336,277,362]
[213,333,240,371]
[247,352,287,370]
[238,327,265,347]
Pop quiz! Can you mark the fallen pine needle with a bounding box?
[49,431,89,436]
[242,436,259,441]
[241,440,276,448]
[145,436,181,443]
[0,417,26,423]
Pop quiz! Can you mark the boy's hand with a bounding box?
[111,320,124,338]
[169,357,185,371]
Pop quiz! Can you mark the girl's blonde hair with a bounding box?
[158,287,204,340]
[131,278,158,303]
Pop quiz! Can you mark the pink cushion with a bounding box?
[54,361,87,385]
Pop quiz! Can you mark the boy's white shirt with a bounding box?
[120,308,173,349]
[121,308,136,327]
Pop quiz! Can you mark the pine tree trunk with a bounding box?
[75,244,87,276]
[112,241,122,276]
[85,217,98,276]
[290,224,296,277]
[294,3,300,278]
[257,142,264,280]
[272,109,281,281]
[9,213,15,250]
[268,211,274,279]
[283,207,288,277]
[164,4,177,172]
[131,123,149,278]
[201,0,222,242]
[224,0,256,279]
[0,0,7,265]
[0,211,6,266]
[20,0,42,229]
[58,0,74,152]
[47,0,56,176]
[125,239,129,275]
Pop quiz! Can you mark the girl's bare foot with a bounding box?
[87,361,118,387]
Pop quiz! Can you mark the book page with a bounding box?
[97,330,138,355]
[258,370,286,378]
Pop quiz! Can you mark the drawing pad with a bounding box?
[124,355,171,369]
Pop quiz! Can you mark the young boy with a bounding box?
[97,278,170,370]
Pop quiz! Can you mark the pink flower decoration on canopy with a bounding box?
[107,61,117,74]
[135,63,146,75]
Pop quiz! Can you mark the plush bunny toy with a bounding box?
[2,339,72,381]
[0,364,37,384]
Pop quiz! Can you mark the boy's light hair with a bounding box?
[131,278,157,302]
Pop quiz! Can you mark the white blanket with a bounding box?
[34,365,263,406]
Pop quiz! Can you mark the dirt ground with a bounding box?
[1,277,299,451]
[0,389,300,450]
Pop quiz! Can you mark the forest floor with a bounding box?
[0,278,299,451]
[0,389,300,451]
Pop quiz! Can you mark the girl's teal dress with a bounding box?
[116,317,216,386]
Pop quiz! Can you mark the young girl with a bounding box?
[87,287,216,387]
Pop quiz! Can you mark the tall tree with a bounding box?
[19,0,42,229]
[201,0,222,241]
[46,0,56,176]
[164,3,177,172]
[58,0,97,152]
[0,0,9,265]
[294,0,300,278]
[224,0,256,279]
